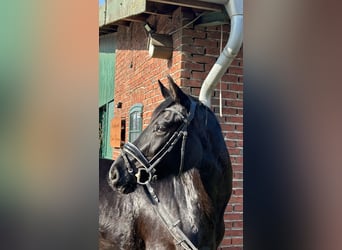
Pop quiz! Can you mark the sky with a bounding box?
[99,0,105,6]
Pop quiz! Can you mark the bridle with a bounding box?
[118,100,199,250]
[120,100,197,185]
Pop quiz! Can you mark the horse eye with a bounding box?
[153,124,167,134]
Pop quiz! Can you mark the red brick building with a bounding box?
[99,1,243,249]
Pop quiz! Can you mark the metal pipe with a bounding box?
[198,0,243,107]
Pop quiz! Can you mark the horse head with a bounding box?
[108,75,203,194]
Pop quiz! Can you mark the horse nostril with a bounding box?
[109,168,120,185]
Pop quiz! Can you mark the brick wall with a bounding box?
[112,7,243,249]
[112,8,184,158]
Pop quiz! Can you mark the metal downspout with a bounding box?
[198,0,243,107]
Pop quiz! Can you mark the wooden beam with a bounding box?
[144,2,175,17]
[123,14,148,23]
[144,10,172,17]
[147,0,223,12]
[195,11,229,26]
[101,0,146,26]
[99,25,118,36]
[114,20,131,27]
[145,1,174,17]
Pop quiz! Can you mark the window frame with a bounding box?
[128,103,143,142]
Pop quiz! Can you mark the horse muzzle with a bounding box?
[108,165,137,194]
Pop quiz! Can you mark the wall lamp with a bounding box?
[144,23,173,59]
[144,23,154,34]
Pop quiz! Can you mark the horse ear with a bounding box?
[158,80,171,99]
[167,75,190,109]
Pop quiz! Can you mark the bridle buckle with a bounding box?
[135,168,152,185]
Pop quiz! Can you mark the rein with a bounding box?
[145,182,198,250]
[120,100,198,250]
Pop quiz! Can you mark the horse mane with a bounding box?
[150,97,173,121]
[148,91,228,215]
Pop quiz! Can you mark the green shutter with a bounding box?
[99,34,116,159]
[99,34,115,107]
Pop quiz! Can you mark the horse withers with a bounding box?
[99,75,232,249]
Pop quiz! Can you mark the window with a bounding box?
[129,104,143,142]
[99,101,114,159]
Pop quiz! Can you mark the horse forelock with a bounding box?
[151,94,200,122]
[151,97,174,122]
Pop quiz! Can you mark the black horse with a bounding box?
[99,75,232,250]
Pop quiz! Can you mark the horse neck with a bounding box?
[195,106,229,173]
[192,106,232,212]
[153,169,213,218]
